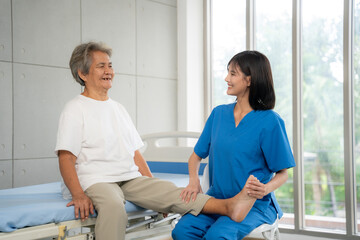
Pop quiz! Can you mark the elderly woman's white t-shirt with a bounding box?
[55,95,143,199]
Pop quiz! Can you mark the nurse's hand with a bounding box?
[180,179,203,203]
[67,193,94,221]
[245,178,268,199]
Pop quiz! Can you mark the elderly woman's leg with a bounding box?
[121,176,211,216]
[85,182,127,240]
[122,175,257,222]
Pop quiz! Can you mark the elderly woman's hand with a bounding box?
[67,193,94,221]
[180,178,203,203]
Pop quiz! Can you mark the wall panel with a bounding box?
[137,77,177,135]
[0,62,12,160]
[13,158,61,187]
[12,0,81,67]
[109,74,137,123]
[0,0,12,61]
[137,0,177,79]
[82,0,136,75]
[13,63,80,159]
[0,160,12,189]
[151,0,176,7]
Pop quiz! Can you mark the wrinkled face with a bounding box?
[225,63,251,97]
[80,51,114,92]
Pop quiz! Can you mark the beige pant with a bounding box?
[85,176,211,240]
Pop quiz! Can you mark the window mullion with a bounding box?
[292,0,305,232]
[246,0,255,50]
[204,0,212,118]
[343,0,356,236]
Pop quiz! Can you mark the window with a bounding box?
[255,0,294,227]
[211,0,246,107]
[302,0,345,231]
[209,0,359,238]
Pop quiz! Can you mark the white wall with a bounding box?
[0,0,178,189]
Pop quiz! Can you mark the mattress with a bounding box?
[0,173,189,233]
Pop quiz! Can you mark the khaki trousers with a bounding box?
[85,176,211,240]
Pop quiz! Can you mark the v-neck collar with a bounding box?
[231,102,254,128]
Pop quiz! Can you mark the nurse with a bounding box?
[172,51,296,239]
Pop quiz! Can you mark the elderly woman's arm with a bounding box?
[58,150,94,221]
[134,150,153,177]
[246,169,289,199]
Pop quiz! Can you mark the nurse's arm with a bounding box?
[134,150,153,177]
[180,152,203,203]
[246,169,288,199]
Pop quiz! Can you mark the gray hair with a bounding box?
[69,42,112,86]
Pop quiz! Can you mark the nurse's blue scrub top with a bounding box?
[194,103,295,217]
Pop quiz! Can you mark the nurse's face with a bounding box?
[225,63,251,97]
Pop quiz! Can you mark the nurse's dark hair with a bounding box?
[228,51,275,110]
[69,42,112,86]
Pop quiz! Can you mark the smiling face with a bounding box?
[79,51,114,99]
[225,62,251,98]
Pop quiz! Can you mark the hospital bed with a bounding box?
[0,174,186,240]
[0,131,279,240]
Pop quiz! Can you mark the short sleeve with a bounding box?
[54,103,83,157]
[194,109,215,159]
[260,116,296,172]
[129,122,144,152]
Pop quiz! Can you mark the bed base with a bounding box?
[0,211,181,240]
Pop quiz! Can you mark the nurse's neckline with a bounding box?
[233,102,253,128]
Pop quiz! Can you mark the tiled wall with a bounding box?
[0,0,178,189]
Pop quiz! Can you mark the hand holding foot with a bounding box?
[246,176,267,199]
[228,175,258,222]
[200,175,260,222]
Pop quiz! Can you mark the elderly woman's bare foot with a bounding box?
[228,175,258,222]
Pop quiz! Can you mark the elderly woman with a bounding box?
[55,42,259,240]
[172,51,296,239]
